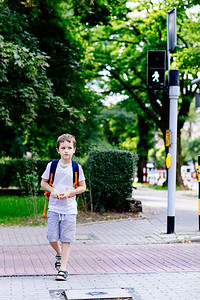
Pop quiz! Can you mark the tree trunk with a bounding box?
[138,156,148,183]
[137,115,151,183]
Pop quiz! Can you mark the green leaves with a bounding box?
[87,149,138,211]
[0,35,53,127]
[82,0,200,172]
[0,1,104,158]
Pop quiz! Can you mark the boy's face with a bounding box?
[57,140,75,161]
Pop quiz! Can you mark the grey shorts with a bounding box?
[47,211,77,243]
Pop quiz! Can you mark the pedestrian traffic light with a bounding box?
[147,50,166,89]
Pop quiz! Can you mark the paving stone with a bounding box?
[1,188,200,299]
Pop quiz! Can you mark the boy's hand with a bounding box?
[59,190,73,200]
[51,189,60,199]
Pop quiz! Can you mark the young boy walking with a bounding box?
[41,133,86,281]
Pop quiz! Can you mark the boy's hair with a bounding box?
[57,133,76,149]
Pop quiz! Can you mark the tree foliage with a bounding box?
[0,0,199,181]
[99,105,138,150]
[0,0,102,158]
[79,0,200,183]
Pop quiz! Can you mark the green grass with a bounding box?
[0,195,47,226]
[148,184,184,190]
[0,183,185,226]
[148,184,168,190]
[133,182,184,190]
[0,194,89,226]
[0,216,48,226]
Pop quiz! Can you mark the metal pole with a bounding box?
[167,51,171,85]
[167,13,170,85]
[153,124,156,185]
[198,155,200,231]
[167,70,180,234]
[167,8,177,86]
[153,124,156,166]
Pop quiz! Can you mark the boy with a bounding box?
[41,133,86,281]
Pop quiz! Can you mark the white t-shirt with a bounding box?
[42,161,85,214]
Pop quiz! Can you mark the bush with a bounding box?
[0,157,86,189]
[0,161,12,188]
[0,159,52,189]
[87,150,138,211]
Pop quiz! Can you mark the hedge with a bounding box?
[87,150,138,211]
[0,159,51,188]
[0,151,138,212]
[0,157,85,189]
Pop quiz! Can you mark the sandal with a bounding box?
[55,270,69,281]
[55,254,61,271]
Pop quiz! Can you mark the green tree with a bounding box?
[0,0,102,158]
[99,104,138,150]
[0,33,65,157]
[81,0,200,184]
[181,98,200,171]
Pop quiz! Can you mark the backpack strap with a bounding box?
[50,159,79,186]
[49,159,59,185]
[72,160,79,188]
[43,160,59,218]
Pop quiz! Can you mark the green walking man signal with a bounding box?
[147,50,166,89]
[152,71,160,82]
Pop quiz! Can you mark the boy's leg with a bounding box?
[59,214,76,271]
[49,241,62,257]
[50,241,62,270]
[60,242,71,270]
[47,211,61,268]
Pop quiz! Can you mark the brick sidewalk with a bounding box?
[1,243,200,276]
[1,188,200,300]
[1,187,200,277]
[1,270,200,300]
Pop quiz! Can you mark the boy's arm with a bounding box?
[72,180,86,196]
[41,178,60,199]
[59,180,86,200]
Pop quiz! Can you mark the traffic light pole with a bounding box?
[167,70,180,234]
[167,8,177,85]
[198,155,200,231]
[167,51,171,85]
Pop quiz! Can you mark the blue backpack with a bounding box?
[43,160,79,217]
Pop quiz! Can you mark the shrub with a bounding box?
[87,150,138,211]
[0,161,12,188]
[0,159,53,189]
[0,157,85,189]
[17,152,41,220]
